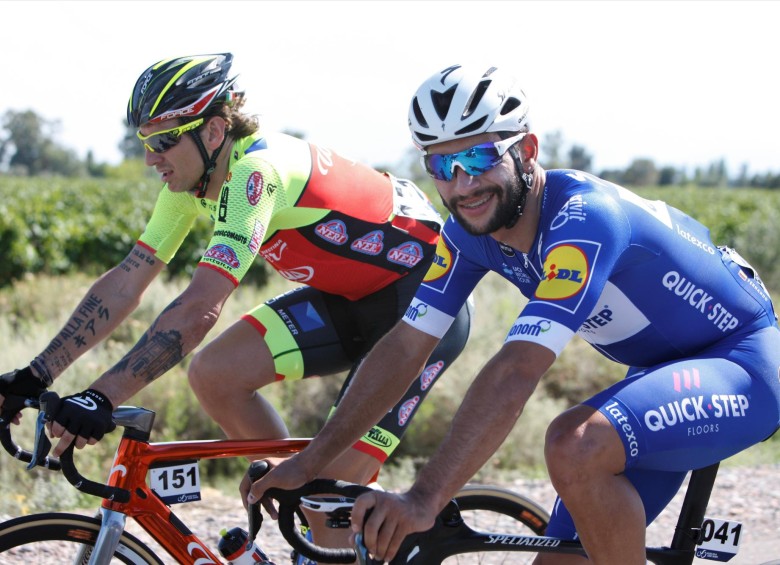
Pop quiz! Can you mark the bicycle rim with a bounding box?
[0,512,163,564]
[444,484,551,565]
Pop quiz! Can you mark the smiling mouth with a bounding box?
[459,193,493,210]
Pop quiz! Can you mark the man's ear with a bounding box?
[204,116,227,150]
[520,133,539,166]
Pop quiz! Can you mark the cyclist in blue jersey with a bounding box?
[245,64,780,564]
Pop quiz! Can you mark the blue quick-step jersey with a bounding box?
[404,169,777,366]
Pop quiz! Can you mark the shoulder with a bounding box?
[232,132,307,164]
[541,170,630,229]
[227,132,312,187]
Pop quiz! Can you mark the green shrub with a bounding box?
[636,186,780,287]
[0,177,268,288]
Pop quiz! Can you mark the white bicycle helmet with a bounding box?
[408,64,530,148]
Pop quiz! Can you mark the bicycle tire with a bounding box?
[0,512,164,564]
[444,484,551,565]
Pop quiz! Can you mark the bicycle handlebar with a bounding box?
[263,478,372,564]
[1,391,131,502]
[40,391,131,502]
[0,393,62,471]
[257,478,465,565]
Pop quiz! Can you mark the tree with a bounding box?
[541,130,564,169]
[119,121,145,160]
[0,109,84,176]
[568,144,593,173]
[658,166,686,186]
[622,158,659,187]
[696,158,728,188]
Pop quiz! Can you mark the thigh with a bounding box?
[549,328,780,540]
[585,329,780,473]
[241,286,355,381]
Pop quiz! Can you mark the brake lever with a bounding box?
[27,409,53,470]
[26,391,60,471]
[247,460,271,541]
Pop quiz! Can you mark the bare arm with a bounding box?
[409,340,555,508]
[246,321,440,505]
[32,243,164,383]
[89,265,236,406]
[350,340,556,561]
[301,321,440,476]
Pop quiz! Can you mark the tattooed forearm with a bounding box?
[111,329,185,384]
[39,293,110,378]
[160,297,184,316]
[120,247,157,273]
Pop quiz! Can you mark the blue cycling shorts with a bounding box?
[546,325,780,539]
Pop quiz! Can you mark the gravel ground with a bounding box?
[1,464,778,563]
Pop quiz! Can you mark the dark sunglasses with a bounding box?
[136,118,205,153]
[422,131,526,181]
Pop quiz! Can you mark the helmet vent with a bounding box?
[412,98,429,128]
[431,85,458,121]
[500,97,522,116]
[463,80,490,119]
[416,132,438,143]
[455,116,487,136]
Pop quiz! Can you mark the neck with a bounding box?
[200,137,233,200]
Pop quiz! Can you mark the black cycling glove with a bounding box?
[0,367,49,422]
[0,366,48,398]
[55,389,116,441]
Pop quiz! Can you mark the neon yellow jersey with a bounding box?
[138,132,442,299]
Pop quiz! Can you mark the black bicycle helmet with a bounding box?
[127,53,238,127]
[128,54,240,197]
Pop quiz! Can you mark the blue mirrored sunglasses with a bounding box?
[421,131,526,181]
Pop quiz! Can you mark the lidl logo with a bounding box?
[535,244,589,300]
[424,237,452,282]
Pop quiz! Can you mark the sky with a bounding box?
[2,0,779,176]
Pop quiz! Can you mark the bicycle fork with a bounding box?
[75,508,128,565]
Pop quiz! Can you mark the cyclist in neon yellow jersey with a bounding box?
[0,53,471,559]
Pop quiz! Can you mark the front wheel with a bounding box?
[0,512,163,564]
[445,484,551,565]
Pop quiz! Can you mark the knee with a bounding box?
[544,409,607,488]
[187,349,221,396]
[544,413,585,478]
[544,408,625,488]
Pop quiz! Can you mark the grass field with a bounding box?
[1,265,779,515]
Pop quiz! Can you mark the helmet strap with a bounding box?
[189,129,228,198]
[504,146,530,229]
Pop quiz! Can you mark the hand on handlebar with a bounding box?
[0,367,48,426]
[47,389,116,457]
[351,490,438,563]
[242,456,313,519]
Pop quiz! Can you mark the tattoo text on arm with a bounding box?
[120,247,157,273]
[41,293,110,376]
